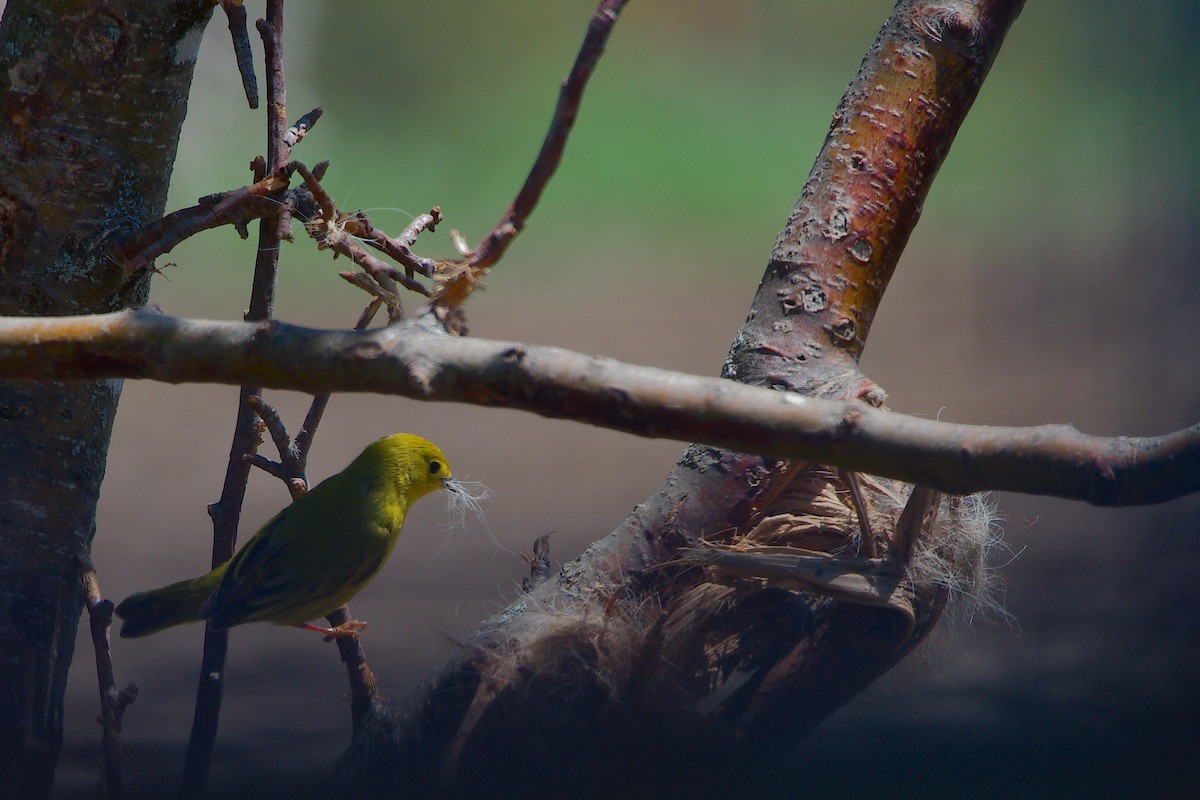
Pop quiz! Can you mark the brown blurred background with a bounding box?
[40,1,1199,797]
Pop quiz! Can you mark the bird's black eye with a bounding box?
[429,460,442,475]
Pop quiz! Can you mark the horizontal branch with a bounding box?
[0,309,1195,507]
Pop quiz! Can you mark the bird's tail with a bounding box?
[115,569,223,639]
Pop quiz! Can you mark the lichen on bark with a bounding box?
[0,2,213,796]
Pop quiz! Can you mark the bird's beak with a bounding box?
[442,477,460,493]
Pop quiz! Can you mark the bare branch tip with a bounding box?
[221,0,258,108]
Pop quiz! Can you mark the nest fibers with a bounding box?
[724,465,1006,619]
[456,466,1003,743]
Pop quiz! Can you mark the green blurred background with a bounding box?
[39,0,1200,797]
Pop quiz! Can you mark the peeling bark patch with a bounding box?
[0,191,34,270]
[19,282,54,314]
[5,54,47,95]
[799,286,827,313]
[0,403,34,421]
[677,444,726,474]
[827,317,857,345]
[827,207,851,239]
[847,238,873,263]
[347,340,383,360]
[73,11,129,79]
[780,285,828,316]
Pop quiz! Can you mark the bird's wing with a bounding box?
[199,507,297,628]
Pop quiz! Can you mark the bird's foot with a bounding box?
[296,620,368,642]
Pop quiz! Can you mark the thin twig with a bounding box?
[325,606,382,729]
[339,272,405,322]
[342,211,439,279]
[304,297,392,725]
[244,452,290,482]
[82,559,137,800]
[399,208,442,249]
[245,394,295,464]
[290,162,432,299]
[521,533,553,592]
[181,393,258,800]
[432,0,629,309]
[234,251,392,731]
[352,297,384,330]
[221,0,258,108]
[115,176,287,274]
[291,161,335,221]
[294,394,330,463]
[257,1,288,171]
[182,2,288,796]
[283,106,323,150]
[839,468,876,558]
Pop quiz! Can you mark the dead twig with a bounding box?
[115,174,287,274]
[82,559,137,800]
[236,256,397,737]
[431,0,629,309]
[290,162,433,303]
[283,106,323,150]
[339,271,405,323]
[521,533,554,592]
[342,209,440,279]
[182,3,289,796]
[256,2,288,172]
[220,0,258,108]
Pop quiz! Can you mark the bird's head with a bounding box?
[358,433,457,501]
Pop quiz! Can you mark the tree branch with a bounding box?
[432,0,629,309]
[339,2,1032,792]
[183,3,289,795]
[82,559,138,800]
[0,308,1193,507]
[727,0,1029,396]
[220,0,257,108]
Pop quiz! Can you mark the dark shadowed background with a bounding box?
[35,1,1198,797]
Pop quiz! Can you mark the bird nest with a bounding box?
[677,464,1004,631]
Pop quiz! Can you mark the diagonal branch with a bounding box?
[431,0,629,309]
[114,174,288,274]
[0,308,1194,508]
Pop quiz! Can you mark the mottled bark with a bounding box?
[0,2,212,796]
[351,2,1029,797]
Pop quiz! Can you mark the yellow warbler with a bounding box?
[116,433,455,640]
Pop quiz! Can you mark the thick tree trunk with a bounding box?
[0,2,211,796]
[335,2,1027,797]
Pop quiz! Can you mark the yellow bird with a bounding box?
[116,433,456,640]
